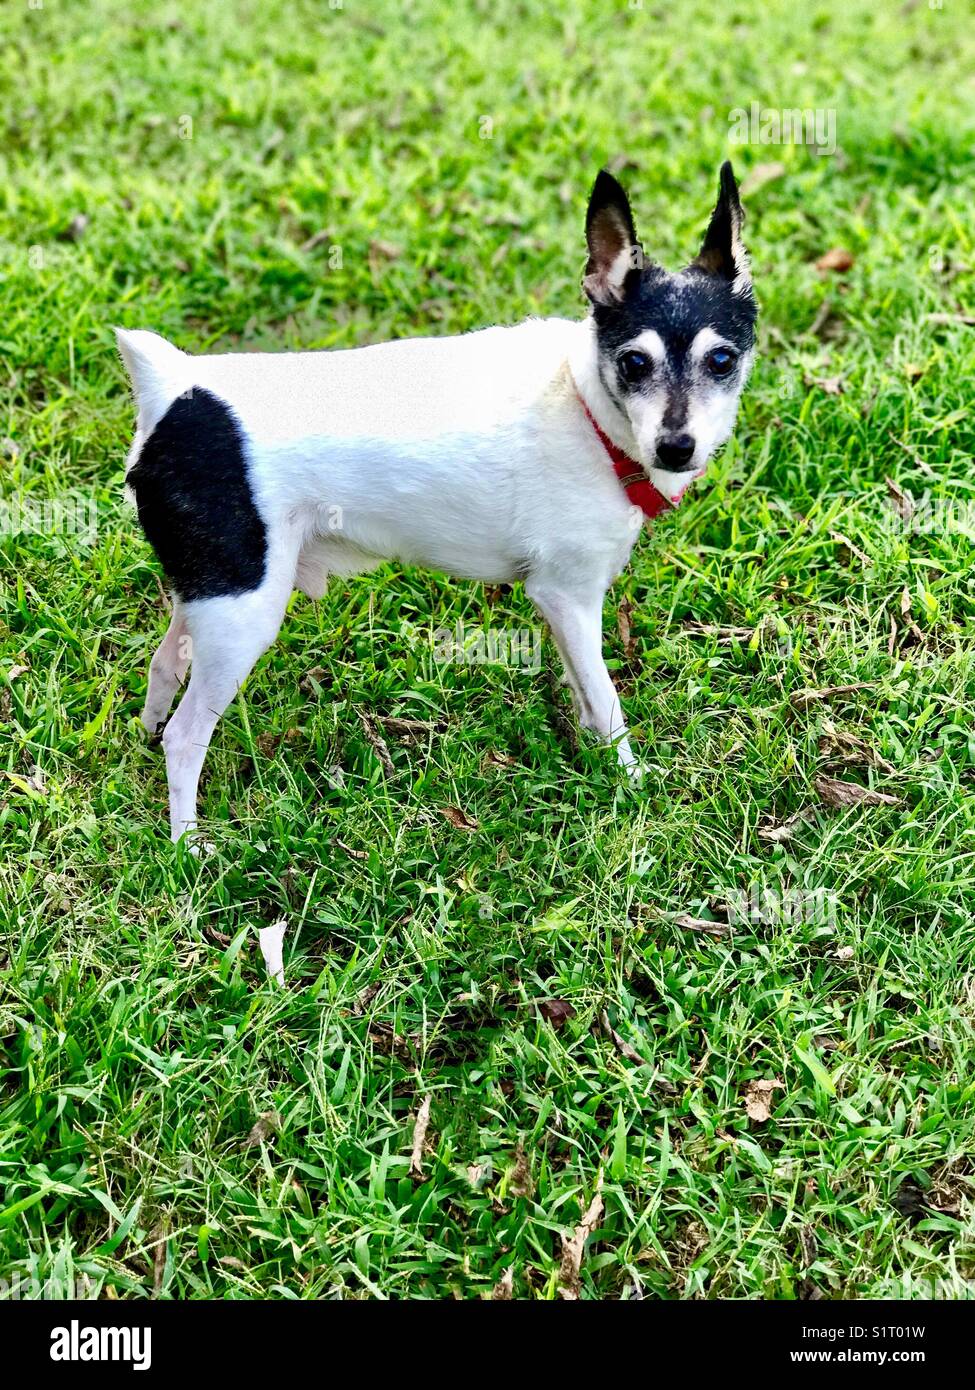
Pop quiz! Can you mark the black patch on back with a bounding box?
[128,388,267,602]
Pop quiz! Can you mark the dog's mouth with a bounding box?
[648,462,707,504]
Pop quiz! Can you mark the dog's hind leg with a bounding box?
[294,540,329,599]
[162,562,294,845]
[142,600,191,737]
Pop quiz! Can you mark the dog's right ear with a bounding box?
[584,170,644,307]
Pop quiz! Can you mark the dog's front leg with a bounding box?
[527,579,640,776]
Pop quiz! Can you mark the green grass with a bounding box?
[2,0,975,1300]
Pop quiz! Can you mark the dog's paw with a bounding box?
[141,707,169,743]
[624,758,648,786]
[187,838,217,859]
[172,829,216,857]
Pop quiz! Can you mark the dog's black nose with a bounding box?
[656,434,696,470]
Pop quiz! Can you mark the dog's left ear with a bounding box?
[584,170,644,306]
[693,161,750,292]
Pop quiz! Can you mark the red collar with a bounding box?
[577,395,673,520]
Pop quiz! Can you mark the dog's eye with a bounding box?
[618,350,653,386]
[705,347,738,377]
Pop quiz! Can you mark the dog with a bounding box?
[117,162,757,844]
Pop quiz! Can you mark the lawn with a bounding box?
[1,0,974,1300]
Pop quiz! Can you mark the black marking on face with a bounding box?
[594,266,757,440]
[128,388,267,602]
[594,267,756,363]
[585,162,757,412]
[662,386,690,432]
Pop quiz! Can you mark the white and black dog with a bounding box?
[117,162,757,844]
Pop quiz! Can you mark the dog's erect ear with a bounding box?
[584,170,644,306]
[693,161,750,292]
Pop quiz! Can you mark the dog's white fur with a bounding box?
[118,312,736,845]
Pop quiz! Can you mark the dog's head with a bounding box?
[582,162,757,502]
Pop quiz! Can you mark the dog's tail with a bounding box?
[115,328,190,437]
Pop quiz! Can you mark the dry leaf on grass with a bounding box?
[607,152,640,175]
[829,530,871,565]
[814,775,902,809]
[558,1179,604,1300]
[507,1140,534,1198]
[834,945,855,961]
[368,238,402,275]
[800,1225,818,1268]
[681,620,754,642]
[7,664,28,681]
[743,1077,785,1123]
[369,238,402,260]
[352,982,381,1017]
[334,837,368,861]
[409,1095,431,1179]
[300,227,333,252]
[758,809,814,843]
[375,714,443,740]
[368,1022,415,1061]
[819,719,896,775]
[150,574,173,614]
[885,476,915,523]
[150,1219,169,1296]
[741,161,786,197]
[299,665,328,694]
[673,913,733,939]
[790,682,872,709]
[595,1014,678,1092]
[925,312,975,327]
[815,247,855,273]
[439,805,479,832]
[257,920,287,986]
[807,299,836,338]
[255,731,279,758]
[889,432,934,476]
[482,748,516,769]
[617,595,637,662]
[899,587,925,645]
[538,998,577,1029]
[242,1110,282,1148]
[61,212,90,242]
[2,765,46,795]
[811,374,845,396]
[358,710,395,775]
[597,1010,644,1064]
[491,1267,514,1300]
